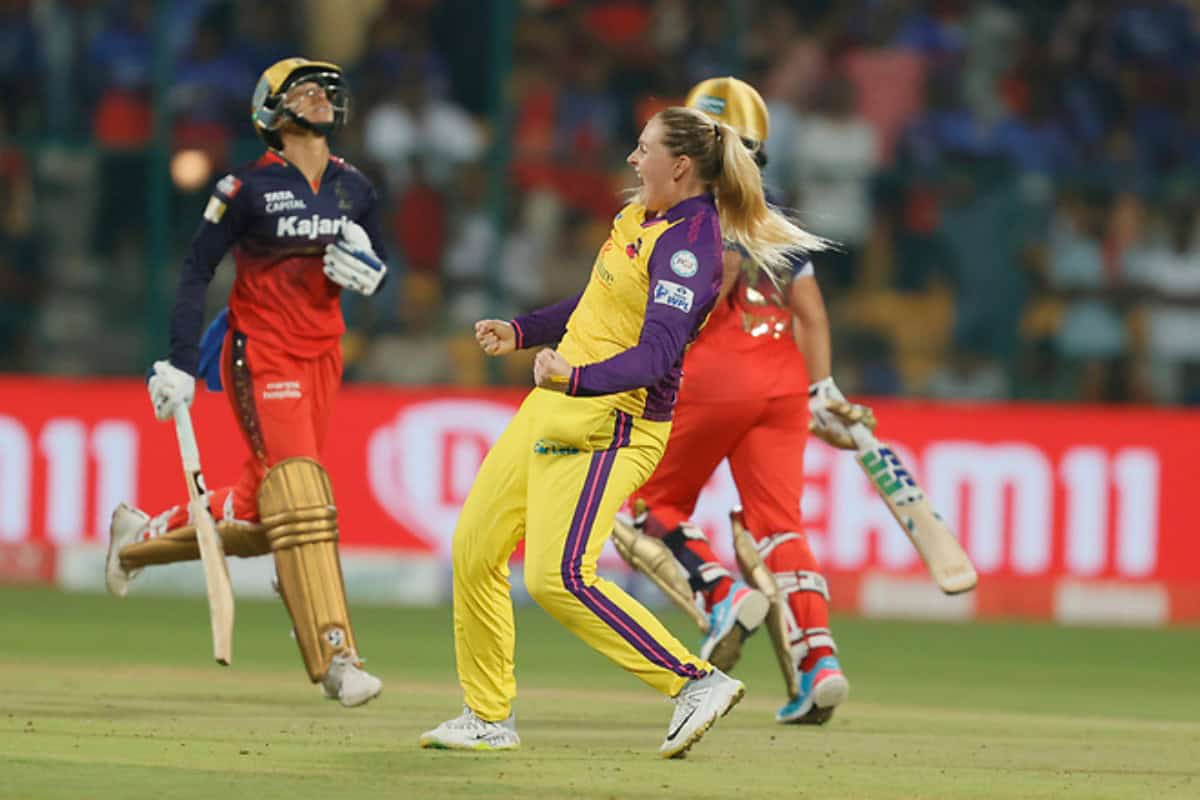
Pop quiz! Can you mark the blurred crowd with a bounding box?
[3,0,1200,404]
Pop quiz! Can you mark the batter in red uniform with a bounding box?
[628,78,877,725]
[104,58,389,707]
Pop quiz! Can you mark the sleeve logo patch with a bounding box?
[669,249,699,277]
[216,174,242,198]
[653,280,695,313]
[203,195,228,223]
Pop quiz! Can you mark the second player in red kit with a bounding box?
[622,78,878,725]
[105,58,388,706]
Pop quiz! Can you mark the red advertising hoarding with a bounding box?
[2,377,1197,621]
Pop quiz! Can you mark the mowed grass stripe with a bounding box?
[1,586,1197,798]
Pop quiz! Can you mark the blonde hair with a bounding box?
[654,106,831,284]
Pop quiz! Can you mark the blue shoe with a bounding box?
[776,655,849,724]
[699,580,770,672]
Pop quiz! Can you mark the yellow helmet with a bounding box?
[251,57,349,149]
[685,76,769,145]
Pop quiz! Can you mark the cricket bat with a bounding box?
[849,423,978,595]
[173,405,235,664]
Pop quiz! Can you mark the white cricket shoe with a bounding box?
[105,503,149,598]
[659,668,745,759]
[320,651,383,707]
[419,707,520,751]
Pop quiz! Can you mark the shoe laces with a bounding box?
[669,681,707,727]
[323,651,367,691]
[445,707,491,733]
[331,651,366,670]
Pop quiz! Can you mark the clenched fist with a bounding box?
[474,319,516,356]
[533,348,572,391]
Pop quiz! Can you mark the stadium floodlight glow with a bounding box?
[170,149,212,192]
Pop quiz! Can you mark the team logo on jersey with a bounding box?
[335,180,354,211]
[653,280,695,313]
[276,214,350,240]
[216,174,242,198]
[264,189,306,213]
[204,174,243,223]
[669,249,699,278]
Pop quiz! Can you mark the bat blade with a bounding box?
[855,432,978,595]
[175,406,235,665]
[894,499,978,595]
[192,493,234,665]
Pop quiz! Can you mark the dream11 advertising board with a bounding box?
[1,377,1197,623]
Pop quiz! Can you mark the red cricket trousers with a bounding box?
[159,329,341,528]
[633,391,809,539]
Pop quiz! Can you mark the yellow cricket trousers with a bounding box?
[451,388,712,721]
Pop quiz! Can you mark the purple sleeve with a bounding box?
[168,178,250,375]
[510,292,583,349]
[568,217,721,397]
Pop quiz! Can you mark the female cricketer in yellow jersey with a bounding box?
[420,107,815,759]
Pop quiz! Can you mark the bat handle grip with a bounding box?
[848,421,877,452]
[173,405,202,474]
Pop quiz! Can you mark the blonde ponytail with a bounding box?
[711,120,832,284]
[656,107,831,286]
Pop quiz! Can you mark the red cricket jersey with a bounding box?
[170,151,387,373]
[679,262,811,403]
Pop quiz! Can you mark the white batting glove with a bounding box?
[323,220,387,296]
[808,376,877,450]
[148,360,195,422]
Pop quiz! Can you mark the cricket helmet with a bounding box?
[251,57,349,150]
[685,76,770,146]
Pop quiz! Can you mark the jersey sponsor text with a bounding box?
[276,214,350,240]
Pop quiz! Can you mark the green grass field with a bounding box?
[1,586,1197,799]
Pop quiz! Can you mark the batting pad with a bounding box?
[258,457,358,682]
[732,519,798,699]
[611,517,710,633]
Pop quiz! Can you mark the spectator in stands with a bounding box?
[937,151,1038,372]
[0,0,42,133]
[6,0,1200,407]
[87,0,154,262]
[0,108,40,369]
[236,0,302,75]
[792,76,880,290]
[1043,188,1129,401]
[996,82,1078,179]
[1126,200,1200,402]
[362,70,483,191]
[926,348,1010,401]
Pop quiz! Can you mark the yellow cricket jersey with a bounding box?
[511,194,723,420]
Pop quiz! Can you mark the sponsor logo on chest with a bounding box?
[264,189,307,213]
[532,439,580,456]
[276,214,350,240]
[595,238,617,285]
